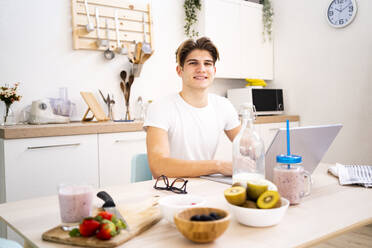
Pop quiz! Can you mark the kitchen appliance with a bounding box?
[227,87,284,115]
[29,99,69,124]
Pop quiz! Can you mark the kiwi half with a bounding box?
[247,182,268,200]
[256,190,280,209]
[224,186,247,206]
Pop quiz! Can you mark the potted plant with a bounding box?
[260,0,274,41]
[0,82,22,125]
[183,0,201,38]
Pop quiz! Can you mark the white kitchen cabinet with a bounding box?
[201,0,273,79]
[98,131,146,187]
[214,121,299,161]
[0,134,99,203]
[202,0,241,78]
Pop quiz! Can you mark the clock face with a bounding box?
[327,0,357,28]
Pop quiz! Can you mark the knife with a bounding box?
[97,191,130,231]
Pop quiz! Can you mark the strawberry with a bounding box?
[96,219,117,240]
[79,218,100,237]
[96,211,113,221]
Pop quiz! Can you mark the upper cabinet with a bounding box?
[200,0,273,79]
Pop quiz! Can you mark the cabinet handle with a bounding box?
[27,143,81,150]
[115,137,145,143]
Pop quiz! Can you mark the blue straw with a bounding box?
[286,120,290,169]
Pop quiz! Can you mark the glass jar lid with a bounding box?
[276,154,302,164]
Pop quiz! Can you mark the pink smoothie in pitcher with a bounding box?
[58,184,93,223]
[273,165,304,205]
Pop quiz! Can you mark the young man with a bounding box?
[144,37,241,178]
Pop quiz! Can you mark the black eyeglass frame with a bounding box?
[153,175,188,194]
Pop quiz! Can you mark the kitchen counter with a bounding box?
[0,115,299,139]
[0,121,144,139]
[254,114,299,124]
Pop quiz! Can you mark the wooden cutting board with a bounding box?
[42,200,161,248]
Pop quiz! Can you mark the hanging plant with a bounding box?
[184,0,201,38]
[261,0,274,41]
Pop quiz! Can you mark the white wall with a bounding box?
[1,0,370,164]
[272,0,372,164]
[0,0,188,121]
[0,0,245,120]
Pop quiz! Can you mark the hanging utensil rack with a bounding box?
[71,0,153,57]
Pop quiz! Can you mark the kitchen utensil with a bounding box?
[97,191,130,231]
[132,63,143,77]
[134,42,143,64]
[98,90,115,120]
[139,50,153,64]
[226,197,289,227]
[29,99,70,124]
[120,81,129,120]
[42,199,161,247]
[158,195,206,224]
[114,10,128,55]
[128,74,134,89]
[84,0,94,32]
[120,70,127,83]
[80,92,109,121]
[124,82,131,120]
[141,13,152,55]
[103,19,115,60]
[174,207,230,243]
[95,8,107,48]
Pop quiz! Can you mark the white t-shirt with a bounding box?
[143,93,240,160]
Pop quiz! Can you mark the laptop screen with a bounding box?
[265,124,342,180]
[201,124,342,184]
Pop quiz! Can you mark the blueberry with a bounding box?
[209,212,221,220]
[190,215,201,221]
[200,214,213,221]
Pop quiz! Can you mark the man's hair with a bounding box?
[175,37,220,67]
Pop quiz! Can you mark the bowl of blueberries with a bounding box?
[174,207,230,243]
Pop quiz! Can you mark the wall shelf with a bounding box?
[71,0,153,56]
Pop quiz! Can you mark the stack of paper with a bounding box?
[328,163,372,188]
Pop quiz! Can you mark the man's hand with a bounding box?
[217,161,232,176]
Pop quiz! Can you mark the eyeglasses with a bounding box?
[154,175,188,194]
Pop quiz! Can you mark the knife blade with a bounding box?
[97,191,130,231]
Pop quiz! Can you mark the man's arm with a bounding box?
[225,125,241,142]
[146,126,232,178]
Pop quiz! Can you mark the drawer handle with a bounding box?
[27,143,81,150]
[115,137,145,143]
[269,128,280,131]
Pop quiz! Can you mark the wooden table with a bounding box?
[0,163,371,248]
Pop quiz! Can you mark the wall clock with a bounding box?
[327,0,358,28]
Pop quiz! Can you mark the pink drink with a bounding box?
[273,165,304,205]
[58,184,93,223]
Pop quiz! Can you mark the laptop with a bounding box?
[200,124,343,184]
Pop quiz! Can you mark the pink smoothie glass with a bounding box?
[58,183,94,224]
[273,155,311,205]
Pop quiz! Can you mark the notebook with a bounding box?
[200,124,343,184]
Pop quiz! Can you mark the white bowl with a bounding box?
[158,194,206,224]
[227,197,289,227]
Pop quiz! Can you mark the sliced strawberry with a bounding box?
[96,211,113,221]
[79,218,100,237]
[96,219,117,240]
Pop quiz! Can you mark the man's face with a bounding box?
[177,49,216,90]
